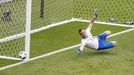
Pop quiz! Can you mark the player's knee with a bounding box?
[111,41,117,47]
[105,31,111,36]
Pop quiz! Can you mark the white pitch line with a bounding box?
[108,28,134,38]
[73,18,134,28]
[0,28,134,71]
[0,44,80,71]
[0,19,75,43]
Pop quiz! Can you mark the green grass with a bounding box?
[0,0,72,58]
[0,22,133,75]
[0,0,134,74]
[30,22,129,58]
[1,0,134,58]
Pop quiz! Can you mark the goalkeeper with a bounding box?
[76,11,117,55]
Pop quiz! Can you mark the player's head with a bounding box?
[79,28,87,38]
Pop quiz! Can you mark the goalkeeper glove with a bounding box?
[94,9,99,18]
[76,48,81,55]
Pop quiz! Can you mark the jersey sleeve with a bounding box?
[85,27,91,34]
[81,39,86,46]
[79,39,86,51]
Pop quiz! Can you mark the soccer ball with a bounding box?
[19,51,27,59]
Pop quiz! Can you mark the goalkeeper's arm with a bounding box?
[87,9,99,30]
[76,44,85,55]
[87,16,96,30]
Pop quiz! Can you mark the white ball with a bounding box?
[19,51,27,59]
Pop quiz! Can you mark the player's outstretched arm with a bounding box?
[76,44,85,55]
[87,9,99,30]
[87,16,96,30]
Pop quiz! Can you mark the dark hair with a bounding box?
[79,28,84,34]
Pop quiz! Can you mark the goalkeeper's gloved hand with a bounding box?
[76,48,81,55]
[94,9,99,19]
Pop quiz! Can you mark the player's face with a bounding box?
[80,29,87,38]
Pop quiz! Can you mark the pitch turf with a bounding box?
[0,0,134,74]
[1,0,134,58]
[0,22,134,75]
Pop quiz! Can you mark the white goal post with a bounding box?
[0,0,134,61]
[0,0,32,60]
[0,0,72,60]
[25,0,32,60]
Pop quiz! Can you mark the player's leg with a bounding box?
[105,31,111,36]
[97,41,117,50]
[110,41,117,47]
[98,31,111,41]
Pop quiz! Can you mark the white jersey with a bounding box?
[81,27,98,49]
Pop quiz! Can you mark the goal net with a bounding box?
[0,0,26,60]
[0,0,72,60]
[73,0,134,24]
[0,0,134,60]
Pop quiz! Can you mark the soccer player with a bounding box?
[76,15,117,55]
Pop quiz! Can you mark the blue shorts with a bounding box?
[97,32,113,50]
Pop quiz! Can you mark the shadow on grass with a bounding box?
[82,50,115,58]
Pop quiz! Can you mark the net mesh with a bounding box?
[31,0,72,30]
[73,0,134,23]
[0,0,73,59]
[0,0,26,58]
[0,0,134,59]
